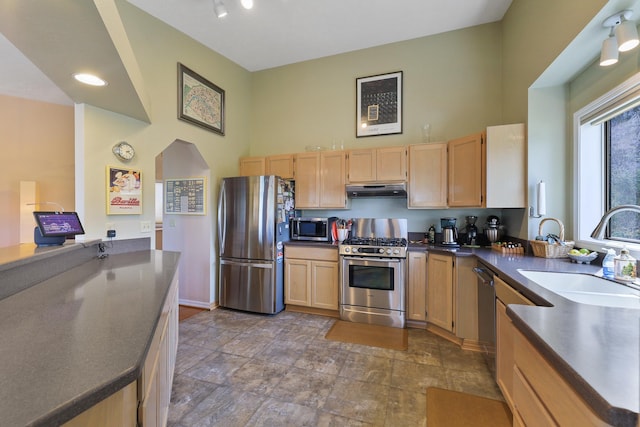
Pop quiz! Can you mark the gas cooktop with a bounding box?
[339,237,408,258]
[341,237,408,247]
[339,218,408,258]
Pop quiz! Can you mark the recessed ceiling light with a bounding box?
[241,0,254,9]
[73,73,108,87]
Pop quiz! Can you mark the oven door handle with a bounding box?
[473,267,494,287]
[342,256,403,264]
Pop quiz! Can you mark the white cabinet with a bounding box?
[485,123,526,208]
[138,273,179,427]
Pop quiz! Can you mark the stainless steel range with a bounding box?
[339,218,408,328]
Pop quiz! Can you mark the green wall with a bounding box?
[77,0,252,241]
[74,0,624,243]
[250,23,503,156]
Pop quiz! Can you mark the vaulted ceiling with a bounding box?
[0,0,513,118]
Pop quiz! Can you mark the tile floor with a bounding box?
[169,308,503,427]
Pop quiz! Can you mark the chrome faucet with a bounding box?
[590,205,640,240]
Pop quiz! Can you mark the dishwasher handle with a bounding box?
[473,267,494,287]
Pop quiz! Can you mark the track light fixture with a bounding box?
[213,0,227,18]
[600,28,619,66]
[600,10,639,67]
[213,0,255,18]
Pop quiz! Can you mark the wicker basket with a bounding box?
[529,218,575,258]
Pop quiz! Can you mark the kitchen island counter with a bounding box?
[0,248,180,426]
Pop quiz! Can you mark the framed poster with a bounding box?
[164,177,206,215]
[356,71,403,137]
[178,63,225,135]
[107,166,142,215]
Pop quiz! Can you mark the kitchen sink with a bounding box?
[517,270,640,309]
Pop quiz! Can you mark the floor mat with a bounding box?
[324,320,408,350]
[426,387,511,427]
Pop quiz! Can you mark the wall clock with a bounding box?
[112,141,135,161]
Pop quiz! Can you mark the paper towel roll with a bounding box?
[537,181,546,216]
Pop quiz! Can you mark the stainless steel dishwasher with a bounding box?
[473,262,496,353]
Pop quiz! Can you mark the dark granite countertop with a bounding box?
[0,249,180,426]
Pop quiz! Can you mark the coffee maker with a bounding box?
[440,217,459,246]
[464,215,478,245]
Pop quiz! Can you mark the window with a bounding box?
[575,73,640,253]
[606,109,640,242]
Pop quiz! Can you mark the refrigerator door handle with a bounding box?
[220,259,273,269]
[218,182,226,252]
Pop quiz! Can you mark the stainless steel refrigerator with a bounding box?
[217,175,292,314]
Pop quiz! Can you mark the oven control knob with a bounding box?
[378,248,384,254]
[386,248,392,255]
[344,247,351,253]
[393,249,400,255]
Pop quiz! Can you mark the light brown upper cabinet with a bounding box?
[448,132,484,207]
[240,154,295,179]
[294,151,347,209]
[239,156,265,176]
[347,146,406,183]
[266,154,294,179]
[408,142,447,208]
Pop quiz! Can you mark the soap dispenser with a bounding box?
[614,247,636,282]
[602,248,616,279]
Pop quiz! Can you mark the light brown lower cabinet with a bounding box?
[285,246,339,310]
[498,273,613,427]
[63,273,179,427]
[512,328,612,427]
[453,256,478,343]
[495,275,534,413]
[407,251,427,321]
[426,253,454,332]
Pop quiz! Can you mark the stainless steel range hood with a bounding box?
[345,183,407,198]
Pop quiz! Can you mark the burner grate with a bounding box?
[342,237,408,247]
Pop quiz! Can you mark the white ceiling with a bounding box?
[128,0,514,72]
[0,0,512,107]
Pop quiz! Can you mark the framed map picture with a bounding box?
[356,71,402,137]
[178,63,225,135]
[107,166,142,215]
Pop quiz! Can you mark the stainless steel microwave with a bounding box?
[290,217,337,242]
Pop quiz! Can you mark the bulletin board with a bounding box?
[164,177,206,215]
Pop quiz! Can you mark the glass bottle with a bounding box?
[614,248,636,282]
[427,224,436,244]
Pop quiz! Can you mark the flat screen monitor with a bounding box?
[33,211,85,238]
